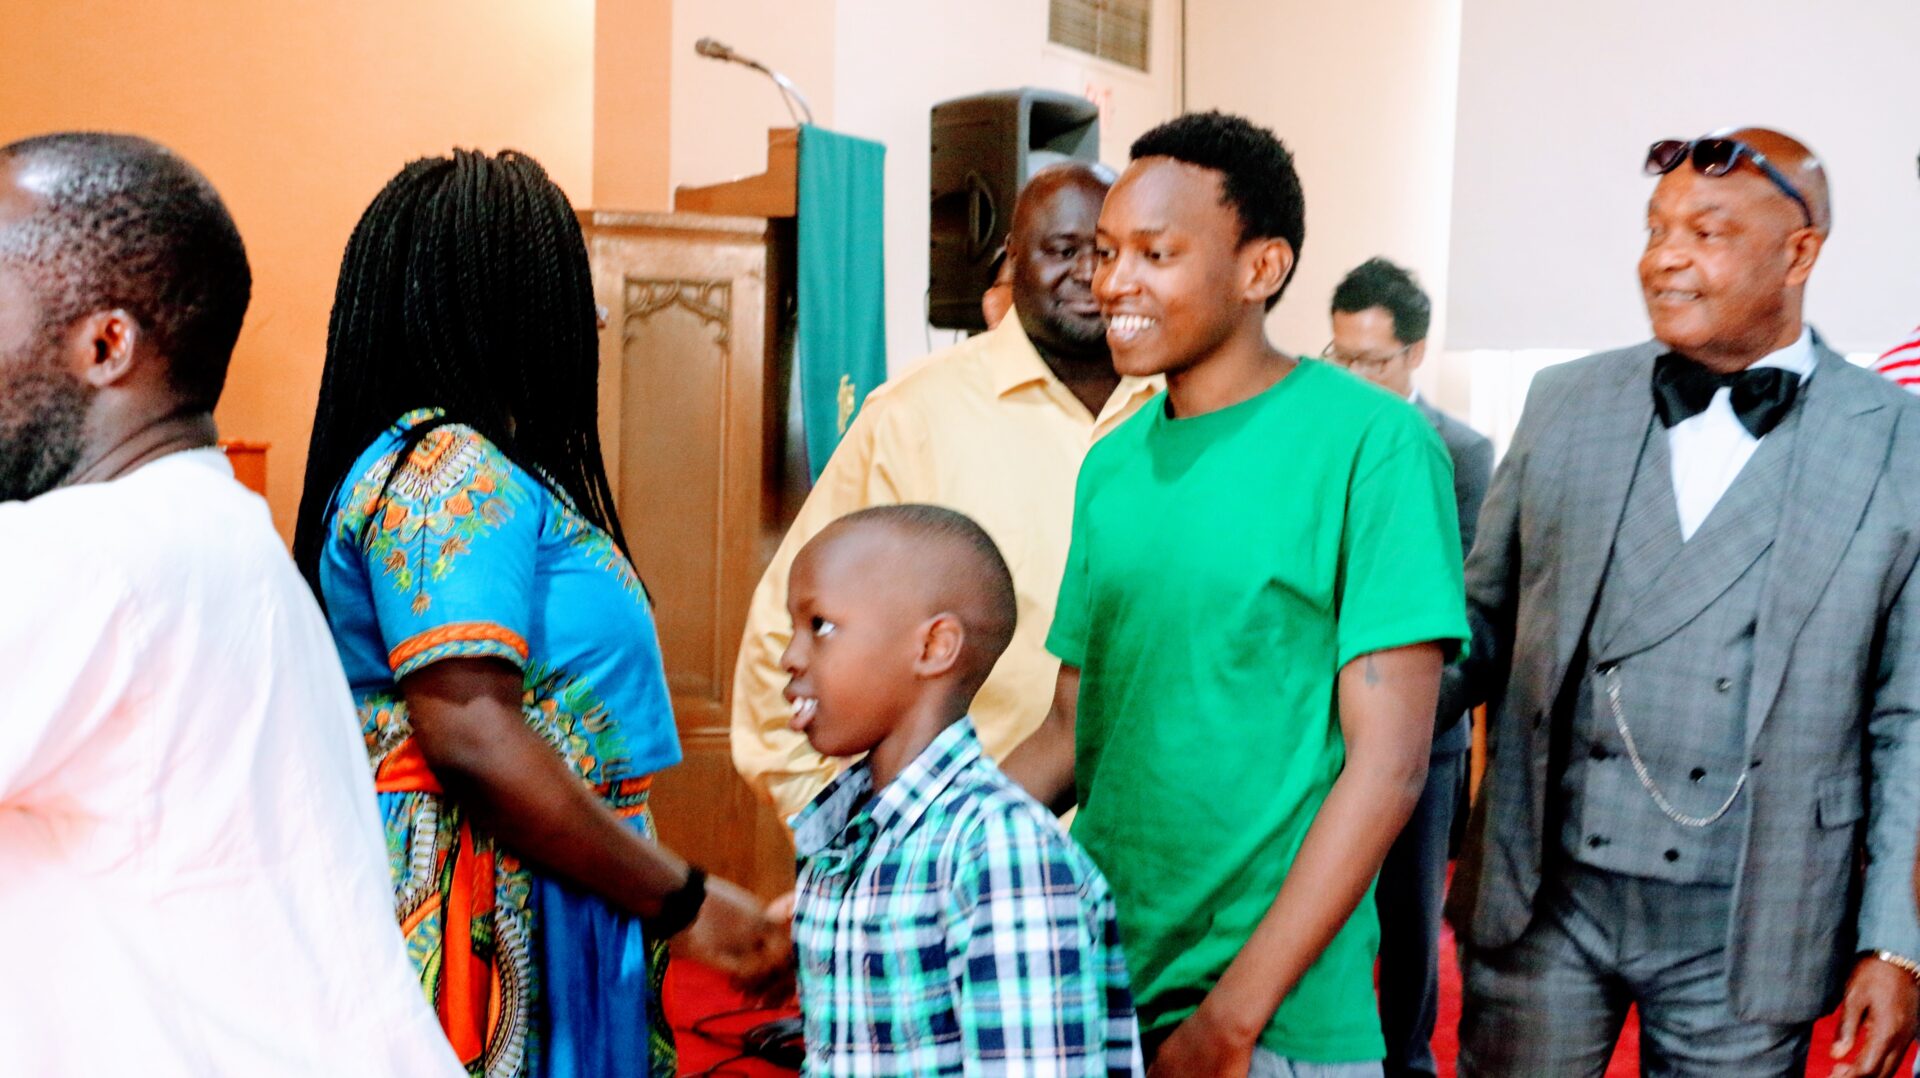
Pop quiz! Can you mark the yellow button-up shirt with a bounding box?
[730,313,1162,818]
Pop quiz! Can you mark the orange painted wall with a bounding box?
[1,0,670,534]
[596,0,674,210]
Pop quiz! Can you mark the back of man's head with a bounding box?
[1331,257,1430,344]
[0,133,250,411]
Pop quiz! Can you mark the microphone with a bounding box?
[691,37,815,127]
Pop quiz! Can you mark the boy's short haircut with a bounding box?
[1129,111,1305,309]
[1331,257,1431,345]
[833,504,1018,677]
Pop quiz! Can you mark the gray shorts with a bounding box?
[1249,1048,1384,1078]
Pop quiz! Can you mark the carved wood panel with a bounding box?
[585,212,796,897]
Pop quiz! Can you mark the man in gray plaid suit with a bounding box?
[1447,127,1920,1076]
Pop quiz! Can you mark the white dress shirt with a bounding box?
[0,450,461,1076]
[1666,329,1815,540]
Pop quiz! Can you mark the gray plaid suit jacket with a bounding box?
[1445,338,1920,1022]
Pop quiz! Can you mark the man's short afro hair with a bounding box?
[1331,257,1431,344]
[1129,111,1305,308]
[0,132,250,411]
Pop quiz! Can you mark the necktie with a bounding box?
[1651,353,1801,438]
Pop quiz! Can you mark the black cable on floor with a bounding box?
[683,1050,755,1078]
[689,1004,794,1048]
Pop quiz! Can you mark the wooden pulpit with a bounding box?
[581,130,808,898]
[674,128,797,218]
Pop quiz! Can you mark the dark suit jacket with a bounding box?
[1444,340,1920,1022]
[1417,396,1493,756]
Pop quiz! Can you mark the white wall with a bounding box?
[669,0,838,196]
[1184,0,1466,406]
[669,0,1184,373]
[1448,0,1920,355]
[666,4,1920,424]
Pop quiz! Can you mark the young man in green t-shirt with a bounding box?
[1003,112,1468,1077]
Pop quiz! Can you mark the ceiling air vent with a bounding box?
[1049,0,1151,72]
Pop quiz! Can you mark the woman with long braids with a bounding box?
[293,150,786,1078]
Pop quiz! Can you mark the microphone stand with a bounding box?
[694,38,816,128]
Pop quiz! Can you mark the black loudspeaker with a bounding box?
[928,88,1100,331]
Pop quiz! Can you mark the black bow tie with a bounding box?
[1651,353,1802,438]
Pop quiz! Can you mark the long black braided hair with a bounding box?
[292,149,627,601]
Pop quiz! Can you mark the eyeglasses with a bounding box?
[1644,138,1814,229]
[1321,340,1413,372]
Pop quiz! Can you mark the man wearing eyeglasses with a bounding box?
[1448,128,1920,1078]
[1326,257,1492,1078]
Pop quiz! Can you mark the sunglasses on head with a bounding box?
[1644,138,1814,229]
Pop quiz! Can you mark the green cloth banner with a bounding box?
[796,124,887,481]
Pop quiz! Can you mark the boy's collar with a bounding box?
[791,718,983,857]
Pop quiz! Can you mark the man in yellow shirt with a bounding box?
[732,162,1161,818]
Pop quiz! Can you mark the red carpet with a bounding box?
[667,960,800,1078]
[670,941,1915,1076]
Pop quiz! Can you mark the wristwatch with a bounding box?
[646,866,708,939]
[1873,950,1920,983]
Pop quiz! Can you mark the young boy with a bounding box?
[782,504,1142,1077]
[1002,113,1468,1077]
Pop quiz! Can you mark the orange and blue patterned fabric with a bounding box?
[317,408,680,1078]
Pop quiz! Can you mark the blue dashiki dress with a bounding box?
[317,408,681,1078]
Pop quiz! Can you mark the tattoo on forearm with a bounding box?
[1364,655,1381,687]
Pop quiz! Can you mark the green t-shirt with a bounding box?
[1048,358,1468,1063]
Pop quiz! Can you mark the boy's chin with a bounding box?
[802,725,859,758]
[798,718,879,760]
[1112,340,1203,381]
[1110,344,1170,379]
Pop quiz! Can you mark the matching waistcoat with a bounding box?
[1557,407,1800,884]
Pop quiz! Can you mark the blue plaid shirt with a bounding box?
[791,718,1141,1076]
